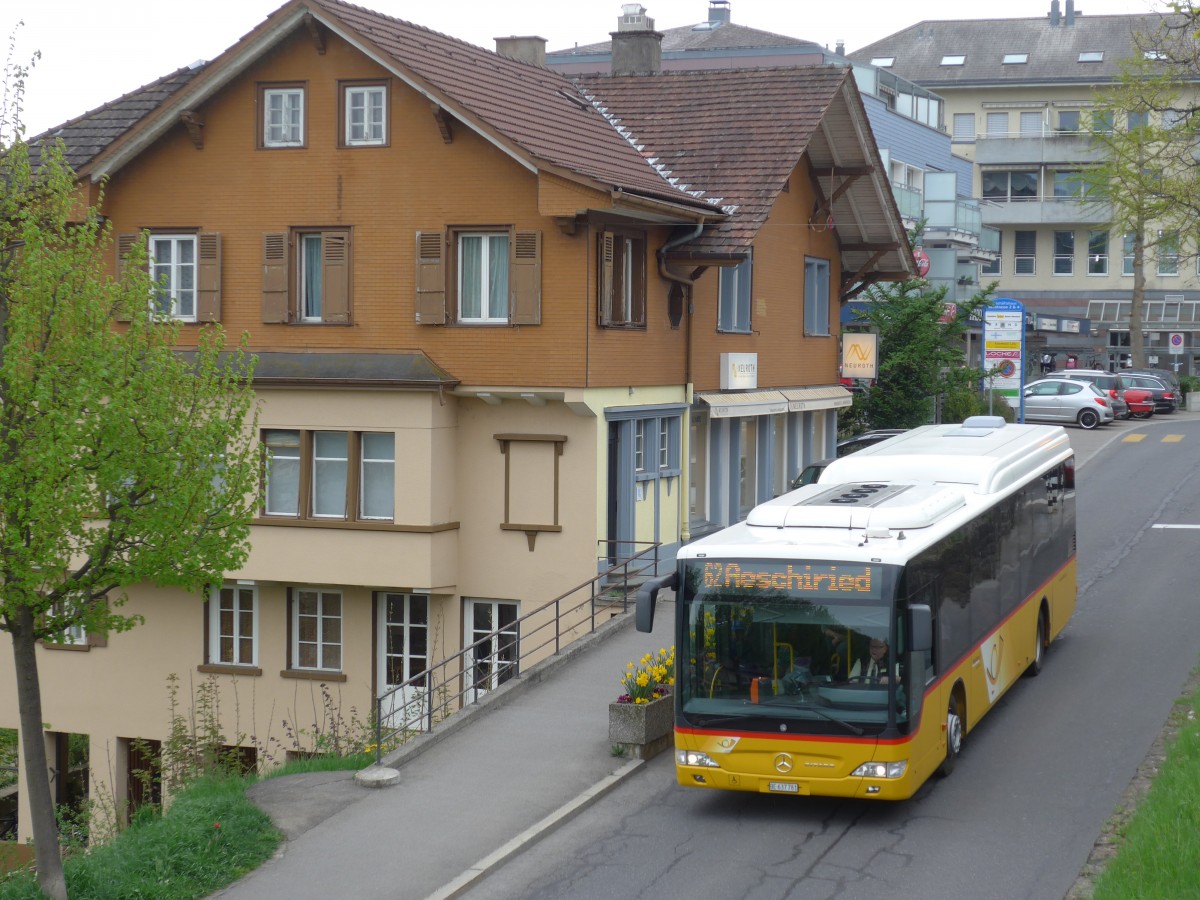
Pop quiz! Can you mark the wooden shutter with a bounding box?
[196,233,221,322]
[262,232,290,323]
[415,230,446,325]
[115,233,139,322]
[630,235,646,325]
[321,231,351,323]
[598,231,614,325]
[509,230,541,325]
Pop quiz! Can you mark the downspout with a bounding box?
[658,223,704,544]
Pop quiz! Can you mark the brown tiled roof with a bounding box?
[850,13,1170,87]
[27,66,204,171]
[306,0,715,209]
[28,1,911,281]
[576,65,912,281]
[53,0,715,216]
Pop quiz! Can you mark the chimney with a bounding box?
[1065,0,1076,26]
[495,35,547,66]
[708,0,731,25]
[611,4,663,75]
[1049,0,1061,26]
[835,40,845,56]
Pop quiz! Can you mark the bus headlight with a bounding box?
[677,750,720,768]
[851,760,908,779]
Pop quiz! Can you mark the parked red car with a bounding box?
[1122,387,1155,419]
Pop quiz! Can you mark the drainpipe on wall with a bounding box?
[657,224,704,544]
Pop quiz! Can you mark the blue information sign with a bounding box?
[983,298,1025,421]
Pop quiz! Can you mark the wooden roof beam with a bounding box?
[431,104,454,143]
[303,14,326,54]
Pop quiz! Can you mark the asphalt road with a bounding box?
[461,415,1200,900]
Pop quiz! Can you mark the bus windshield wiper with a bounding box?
[758,698,864,735]
[689,710,768,727]
[689,702,864,735]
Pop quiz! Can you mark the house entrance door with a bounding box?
[378,593,429,732]
[463,600,518,701]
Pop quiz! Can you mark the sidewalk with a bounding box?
[211,596,675,900]
[213,408,1200,900]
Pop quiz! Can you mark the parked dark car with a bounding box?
[833,429,907,457]
[1123,367,1182,395]
[1120,372,1179,413]
[790,429,907,489]
[792,458,834,488]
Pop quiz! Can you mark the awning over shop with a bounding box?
[697,390,788,418]
[697,386,851,418]
[780,386,853,411]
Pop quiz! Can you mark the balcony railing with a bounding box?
[980,225,1000,254]
[891,183,923,220]
[980,195,1111,225]
[975,130,1106,166]
[924,197,983,237]
[371,542,662,764]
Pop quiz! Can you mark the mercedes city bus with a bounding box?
[637,416,1076,800]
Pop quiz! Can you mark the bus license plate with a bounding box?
[768,781,799,793]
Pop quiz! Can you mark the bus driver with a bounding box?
[850,638,895,684]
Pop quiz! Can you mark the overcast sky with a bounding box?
[4,0,1163,138]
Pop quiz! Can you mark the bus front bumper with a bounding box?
[674,737,917,800]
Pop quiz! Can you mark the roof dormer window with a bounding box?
[940,54,966,66]
[1002,53,1028,65]
[1078,51,1104,63]
[871,57,895,68]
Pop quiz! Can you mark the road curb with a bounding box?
[424,759,646,900]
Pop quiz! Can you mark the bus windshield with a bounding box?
[679,558,906,736]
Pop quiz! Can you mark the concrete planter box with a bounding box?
[608,692,673,760]
[1187,392,1200,412]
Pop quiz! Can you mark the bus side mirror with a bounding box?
[636,572,679,632]
[909,604,932,653]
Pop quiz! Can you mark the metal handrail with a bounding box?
[372,542,661,763]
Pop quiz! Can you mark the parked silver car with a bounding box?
[1020,378,1114,429]
[1053,369,1130,419]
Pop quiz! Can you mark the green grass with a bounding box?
[1093,687,1200,899]
[0,749,376,898]
[0,775,281,900]
[260,750,375,778]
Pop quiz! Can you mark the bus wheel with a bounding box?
[938,696,963,777]
[1027,614,1046,678]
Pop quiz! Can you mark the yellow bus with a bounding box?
[637,416,1076,800]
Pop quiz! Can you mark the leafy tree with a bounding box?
[845,269,996,432]
[0,71,258,898]
[1078,49,1199,370]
